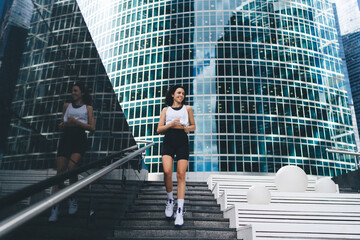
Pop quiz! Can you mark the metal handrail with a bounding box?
[0,142,154,238]
[326,148,359,169]
[134,139,154,144]
[0,144,138,208]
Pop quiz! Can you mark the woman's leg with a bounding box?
[54,156,68,192]
[57,156,68,173]
[175,159,188,226]
[176,159,188,200]
[48,156,67,222]
[162,155,174,193]
[163,155,175,217]
[68,153,82,185]
[67,153,82,215]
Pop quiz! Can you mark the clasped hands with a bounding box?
[59,116,78,129]
[171,118,190,133]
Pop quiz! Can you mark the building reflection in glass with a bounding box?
[334,0,360,151]
[0,0,33,159]
[1,0,136,170]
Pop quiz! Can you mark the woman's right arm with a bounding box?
[59,103,69,130]
[157,107,181,134]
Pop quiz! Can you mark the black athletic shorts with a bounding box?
[57,127,87,158]
[162,129,189,160]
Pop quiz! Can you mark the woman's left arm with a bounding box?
[66,106,95,132]
[86,106,95,132]
[184,105,196,133]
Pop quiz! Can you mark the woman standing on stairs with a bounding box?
[48,82,95,222]
[157,85,196,226]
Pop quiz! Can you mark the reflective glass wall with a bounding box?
[0,0,32,159]
[78,0,356,176]
[334,0,360,151]
[1,0,136,170]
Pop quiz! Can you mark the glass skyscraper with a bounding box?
[77,0,356,176]
[1,0,136,170]
[334,0,360,152]
[0,0,33,158]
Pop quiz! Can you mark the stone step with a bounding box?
[142,181,208,187]
[75,192,135,202]
[109,238,235,240]
[118,215,228,221]
[4,223,113,240]
[114,226,237,239]
[137,191,216,201]
[139,190,212,196]
[124,211,224,219]
[126,209,223,219]
[85,183,140,188]
[128,203,220,212]
[79,188,134,193]
[55,199,132,212]
[82,181,141,189]
[118,218,230,228]
[133,199,218,205]
[140,186,210,191]
[45,206,127,220]
[21,212,117,228]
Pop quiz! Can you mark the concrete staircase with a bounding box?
[3,180,236,240]
[3,179,143,240]
[112,181,237,239]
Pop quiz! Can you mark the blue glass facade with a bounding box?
[335,0,360,154]
[342,31,360,128]
[0,0,33,157]
[0,0,14,23]
[77,0,356,176]
[1,0,136,170]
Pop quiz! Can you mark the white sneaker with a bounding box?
[68,197,78,215]
[174,208,184,226]
[48,204,59,222]
[165,199,175,218]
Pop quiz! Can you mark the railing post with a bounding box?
[355,156,359,170]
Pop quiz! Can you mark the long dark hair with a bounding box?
[165,85,186,106]
[73,82,92,106]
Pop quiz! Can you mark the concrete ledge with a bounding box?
[147,172,274,182]
[147,172,219,182]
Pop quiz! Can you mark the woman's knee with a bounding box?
[56,157,67,173]
[163,169,172,178]
[68,161,78,169]
[68,153,81,169]
[176,171,186,181]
